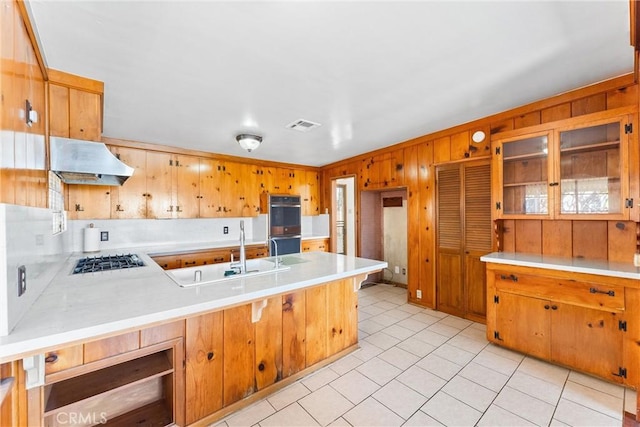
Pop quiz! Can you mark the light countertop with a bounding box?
[0,250,385,362]
[481,252,640,280]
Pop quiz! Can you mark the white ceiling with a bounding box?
[27,1,634,167]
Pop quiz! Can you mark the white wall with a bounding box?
[0,204,73,335]
[383,196,408,285]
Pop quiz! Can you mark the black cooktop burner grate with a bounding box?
[73,254,145,274]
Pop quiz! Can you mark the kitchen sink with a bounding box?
[269,256,310,266]
[166,258,290,288]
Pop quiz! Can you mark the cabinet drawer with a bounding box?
[151,255,182,270]
[84,331,140,363]
[494,271,624,312]
[44,345,84,375]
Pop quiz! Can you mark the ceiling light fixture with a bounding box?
[236,134,262,152]
[471,130,486,143]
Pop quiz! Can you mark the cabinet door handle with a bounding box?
[176,206,183,212]
[589,287,615,297]
[115,204,124,212]
[207,352,214,361]
[544,305,550,310]
[258,362,265,372]
[551,305,558,310]
[167,206,174,212]
[549,182,559,187]
[75,204,84,212]
[184,261,196,266]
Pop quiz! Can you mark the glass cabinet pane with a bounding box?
[559,122,620,215]
[502,135,549,215]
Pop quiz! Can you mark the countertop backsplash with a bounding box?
[1,210,330,337]
[70,216,266,252]
[0,204,73,336]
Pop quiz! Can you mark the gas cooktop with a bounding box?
[73,254,145,274]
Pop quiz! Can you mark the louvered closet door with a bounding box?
[436,160,491,321]
[464,163,492,320]
[436,167,464,317]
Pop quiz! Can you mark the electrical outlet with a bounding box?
[402,268,406,275]
[416,289,422,299]
[18,265,26,297]
[394,266,400,274]
[223,226,229,234]
[100,231,109,241]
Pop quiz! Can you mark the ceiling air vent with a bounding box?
[285,119,322,132]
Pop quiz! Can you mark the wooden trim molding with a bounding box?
[15,0,47,80]
[46,69,104,93]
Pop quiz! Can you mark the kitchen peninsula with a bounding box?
[0,250,385,425]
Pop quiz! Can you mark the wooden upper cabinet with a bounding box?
[198,158,220,218]
[175,154,200,218]
[69,89,101,141]
[256,166,276,196]
[434,128,491,163]
[304,170,320,215]
[110,146,148,219]
[145,151,174,219]
[48,83,70,138]
[67,184,111,220]
[48,77,103,141]
[492,111,635,220]
[359,150,404,190]
[274,168,295,193]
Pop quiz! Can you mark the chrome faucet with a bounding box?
[239,220,247,274]
[230,220,247,274]
[269,237,280,268]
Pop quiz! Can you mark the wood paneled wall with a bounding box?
[320,73,639,308]
[0,0,48,208]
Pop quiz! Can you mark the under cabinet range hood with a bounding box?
[50,136,134,185]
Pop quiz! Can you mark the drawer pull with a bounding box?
[45,354,58,364]
[500,274,518,282]
[589,287,615,297]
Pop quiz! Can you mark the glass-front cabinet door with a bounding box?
[493,132,554,218]
[492,112,635,221]
[556,117,629,219]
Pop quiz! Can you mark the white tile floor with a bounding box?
[214,284,637,427]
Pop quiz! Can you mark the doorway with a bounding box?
[332,176,356,255]
[360,189,408,287]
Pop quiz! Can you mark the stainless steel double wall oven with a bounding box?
[266,194,302,256]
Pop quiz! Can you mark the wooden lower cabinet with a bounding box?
[8,279,360,427]
[487,263,638,386]
[254,296,283,391]
[282,291,306,378]
[151,244,269,270]
[222,305,255,407]
[327,279,358,355]
[42,339,184,427]
[184,279,360,425]
[185,312,223,425]
[302,238,330,253]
